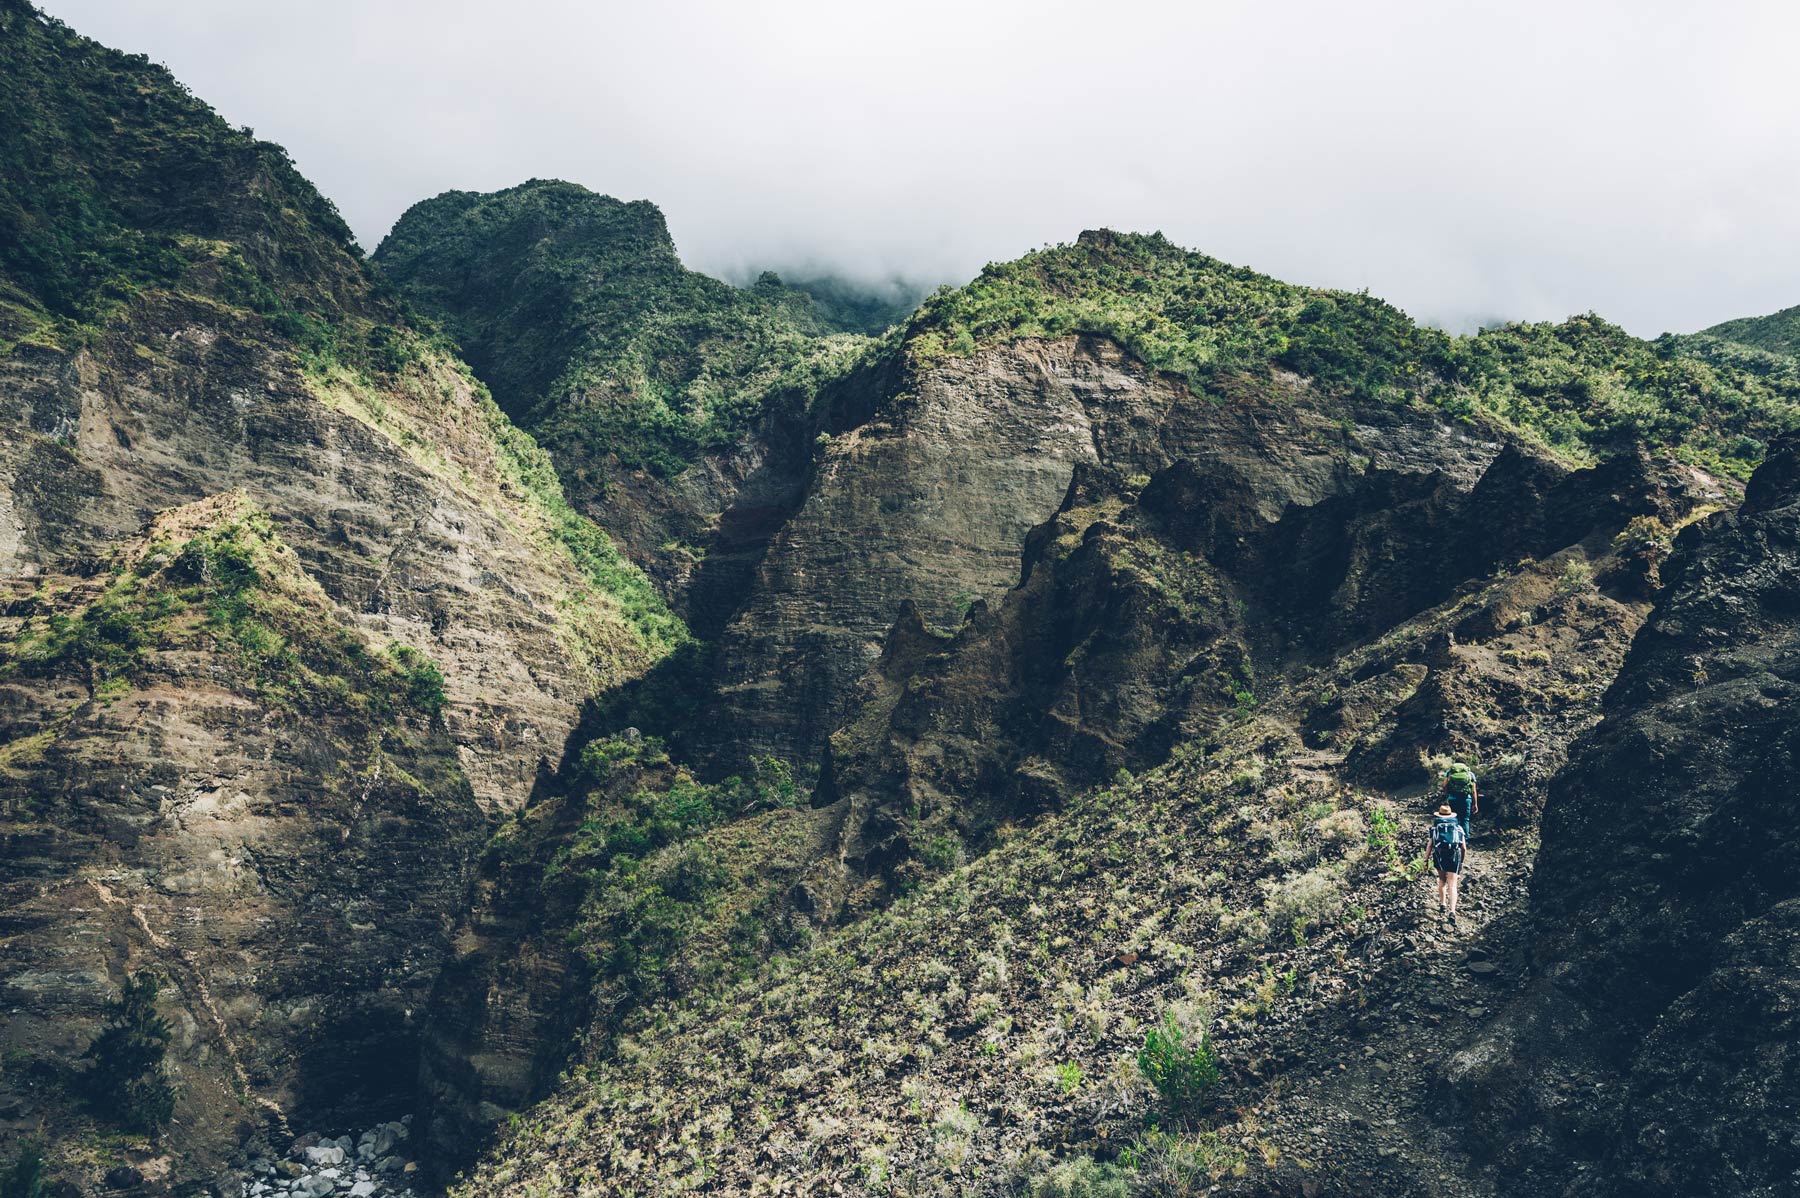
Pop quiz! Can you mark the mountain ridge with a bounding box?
[4,6,1800,1197]
[1701,300,1800,357]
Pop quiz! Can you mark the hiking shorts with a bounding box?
[1433,843,1464,875]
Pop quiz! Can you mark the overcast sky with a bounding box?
[43,0,1800,335]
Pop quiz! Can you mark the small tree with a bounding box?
[82,971,175,1132]
[1136,1008,1219,1122]
[1,1142,46,1198]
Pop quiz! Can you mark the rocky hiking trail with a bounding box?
[1213,814,1539,1198]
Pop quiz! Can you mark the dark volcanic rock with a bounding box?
[1453,431,1800,1198]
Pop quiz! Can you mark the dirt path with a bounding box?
[1220,824,1539,1197]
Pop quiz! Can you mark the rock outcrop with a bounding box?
[711,337,1502,767]
[821,435,1713,898]
[1454,430,1800,1198]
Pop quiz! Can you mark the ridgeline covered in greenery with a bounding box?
[902,230,1800,478]
[0,1,369,349]
[1701,300,1800,358]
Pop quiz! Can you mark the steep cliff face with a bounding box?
[0,301,665,809]
[710,337,1485,767]
[1453,431,1800,1198]
[0,8,674,1190]
[1,496,485,1186]
[822,437,1713,899]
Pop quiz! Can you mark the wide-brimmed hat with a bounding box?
[1435,805,1454,816]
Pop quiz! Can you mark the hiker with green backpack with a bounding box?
[1440,761,1479,842]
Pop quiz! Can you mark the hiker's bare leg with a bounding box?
[1447,870,1461,914]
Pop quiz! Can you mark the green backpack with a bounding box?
[1444,762,1476,798]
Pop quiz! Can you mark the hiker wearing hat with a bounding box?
[1428,804,1467,922]
[1440,761,1479,843]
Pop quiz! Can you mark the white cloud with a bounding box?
[42,0,1800,335]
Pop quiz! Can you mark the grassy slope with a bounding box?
[0,2,682,665]
[460,541,1653,1197]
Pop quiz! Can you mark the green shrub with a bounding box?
[1555,558,1594,595]
[388,644,447,717]
[1136,1009,1219,1119]
[1120,1128,1243,1194]
[1,1141,46,1198]
[1022,1156,1130,1198]
[1614,514,1673,555]
[1367,803,1402,870]
[1261,864,1346,942]
[81,971,174,1133]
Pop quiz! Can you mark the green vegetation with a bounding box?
[479,393,688,654]
[1023,1129,1244,1198]
[1136,1008,1220,1121]
[563,748,802,999]
[1701,301,1800,358]
[1120,1129,1245,1192]
[0,1142,45,1198]
[902,230,1800,478]
[1021,1155,1130,1198]
[777,271,929,336]
[0,3,363,349]
[484,735,809,1043]
[388,645,447,718]
[374,181,881,479]
[1,506,452,721]
[1366,803,1404,872]
[80,971,174,1134]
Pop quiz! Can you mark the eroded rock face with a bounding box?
[0,496,486,1192]
[708,337,1505,767]
[821,417,1714,898]
[1,298,646,810]
[0,40,664,1186]
[1453,431,1800,1198]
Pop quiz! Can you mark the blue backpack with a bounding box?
[1432,816,1466,848]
